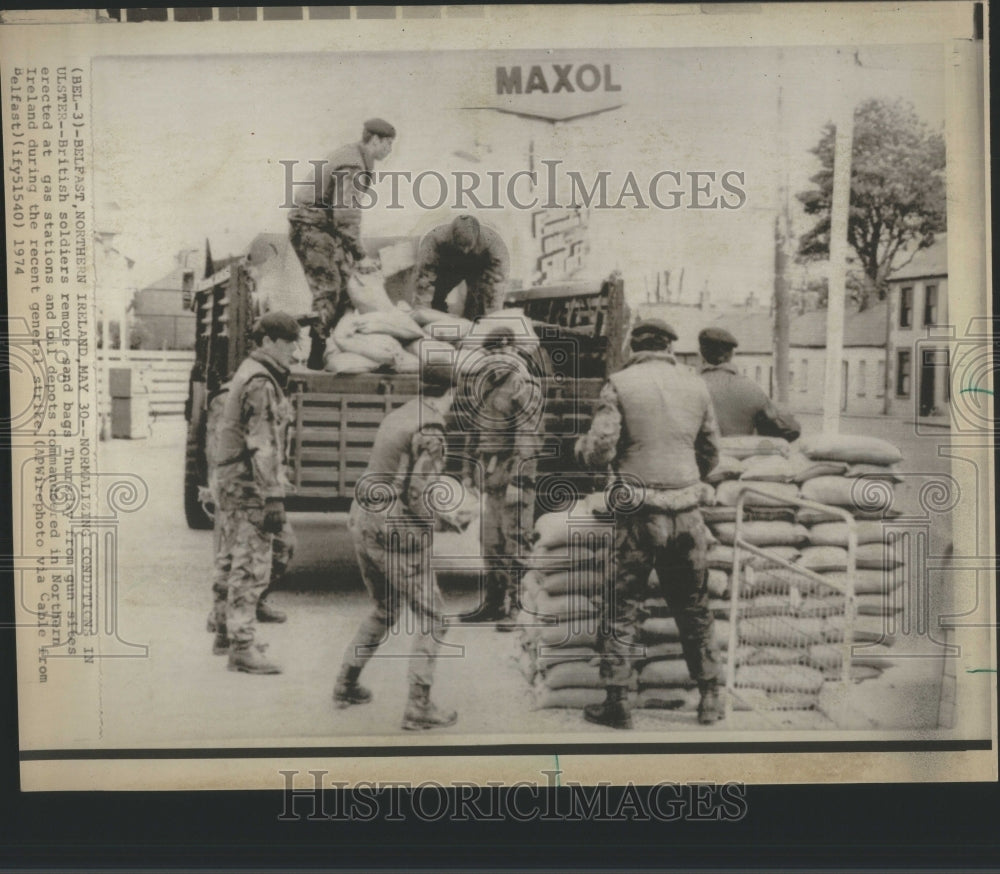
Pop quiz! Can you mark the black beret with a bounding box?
[254,311,302,342]
[364,117,396,138]
[632,318,678,342]
[698,327,739,348]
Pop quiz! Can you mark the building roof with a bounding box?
[888,234,947,282]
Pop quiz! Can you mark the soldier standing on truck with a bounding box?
[288,118,396,370]
[413,215,511,321]
[332,353,467,731]
[212,312,301,674]
[458,329,543,629]
[575,319,724,729]
[697,327,801,441]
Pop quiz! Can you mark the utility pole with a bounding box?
[822,73,856,432]
[773,68,791,404]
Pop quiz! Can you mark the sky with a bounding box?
[93,43,945,307]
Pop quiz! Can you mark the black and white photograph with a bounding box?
[2,3,993,791]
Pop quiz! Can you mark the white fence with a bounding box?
[98,350,195,419]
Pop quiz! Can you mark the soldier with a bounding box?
[333,352,467,730]
[457,334,543,630]
[212,311,301,674]
[413,215,511,321]
[288,118,396,369]
[206,382,294,655]
[698,327,801,441]
[575,319,723,729]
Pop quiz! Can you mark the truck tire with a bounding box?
[184,387,213,530]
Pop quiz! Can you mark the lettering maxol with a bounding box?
[496,64,622,95]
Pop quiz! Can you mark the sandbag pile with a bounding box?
[516,496,624,709]
[703,433,907,710]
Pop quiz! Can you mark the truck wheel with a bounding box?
[184,410,212,530]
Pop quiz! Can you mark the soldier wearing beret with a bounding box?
[575,318,724,728]
[414,215,511,321]
[698,327,801,441]
[333,349,468,730]
[211,312,302,674]
[289,118,396,369]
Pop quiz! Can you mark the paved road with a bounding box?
[89,417,957,747]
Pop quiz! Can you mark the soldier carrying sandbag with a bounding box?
[697,327,801,441]
[287,118,397,369]
[332,349,471,731]
[575,318,724,729]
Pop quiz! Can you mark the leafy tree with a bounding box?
[796,98,946,310]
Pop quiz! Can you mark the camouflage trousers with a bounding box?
[342,505,447,687]
[213,494,296,646]
[480,486,534,613]
[288,218,355,336]
[210,509,296,636]
[598,506,718,686]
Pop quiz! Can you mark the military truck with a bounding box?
[182,236,628,529]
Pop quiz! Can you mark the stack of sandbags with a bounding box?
[518,498,629,709]
[701,433,906,706]
[324,305,429,374]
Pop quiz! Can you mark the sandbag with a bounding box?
[334,314,406,364]
[844,463,904,483]
[856,593,904,616]
[636,641,686,662]
[719,435,790,459]
[537,568,606,597]
[391,348,420,373]
[808,642,897,671]
[823,614,896,646]
[792,459,850,483]
[353,309,426,341]
[411,308,475,340]
[819,569,903,596]
[535,647,600,672]
[637,617,680,643]
[323,351,381,374]
[798,546,849,573]
[715,480,799,508]
[639,596,672,618]
[738,645,805,666]
[740,567,834,598]
[807,520,887,547]
[711,521,809,547]
[800,475,895,512]
[797,433,903,465]
[346,271,397,313]
[706,568,730,599]
[738,616,827,647]
[539,661,606,690]
[533,508,592,549]
[531,591,598,621]
[638,688,699,710]
[736,663,825,695]
[706,544,802,571]
[701,506,737,525]
[638,658,696,688]
[533,687,638,710]
[856,542,904,570]
[705,455,745,484]
[533,624,599,649]
[740,455,802,483]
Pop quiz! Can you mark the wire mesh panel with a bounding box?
[726,487,857,723]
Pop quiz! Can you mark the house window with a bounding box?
[800,359,808,392]
[754,365,762,385]
[876,361,886,398]
[899,286,913,328]
[924,284,939,326]
[857,360,867,396]
[896,350,911,397]
[181,271,194,309]
[788,369,795,391]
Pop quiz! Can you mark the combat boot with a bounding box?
[212,627,230,655]
[333,665,373,708]
[401,683,458,731]
[697,679,725,725]
[495,606,521,633]
[256,595,287,624]
[227,643,282,675]
[583,685,633,730]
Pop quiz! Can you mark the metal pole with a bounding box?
[822,96,855,431]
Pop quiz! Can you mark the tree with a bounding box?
[796,98,946,310]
